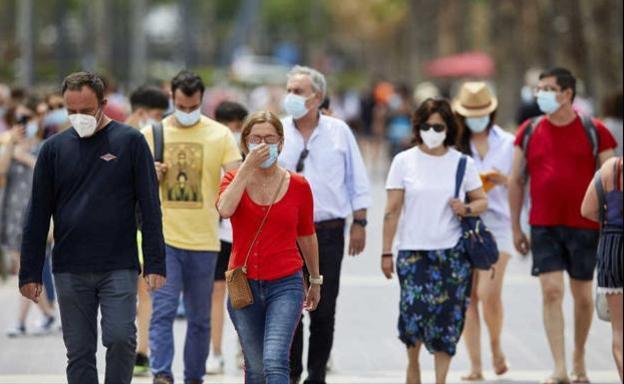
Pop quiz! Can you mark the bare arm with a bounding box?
[297,233,321,311]
[216,165,253,219]
[466,188,488,215]
[508,147,530,255]
[382,189,404,254]
[581,157,618,222]
[223,160,242,173]
[0,141,14,183]
[508,147,526,233]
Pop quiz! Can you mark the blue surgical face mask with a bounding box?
[248,143,279,169]
[283,93,312,120]
[175,108,201,127]
[536,90,561,114]
[25,121,39,138]
[43,108,68,127]
[465,116,490,133]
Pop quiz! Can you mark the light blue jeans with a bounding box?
[228,271,305,384]
[149,245,217,382]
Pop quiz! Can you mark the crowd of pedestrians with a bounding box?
[0,64,621,384]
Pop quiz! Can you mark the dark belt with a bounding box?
[314,218,346,230]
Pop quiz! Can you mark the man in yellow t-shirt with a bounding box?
[143,70,241,384]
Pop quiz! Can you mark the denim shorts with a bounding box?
[530,226,598,280]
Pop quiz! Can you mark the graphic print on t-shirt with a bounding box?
[163,142,203,208]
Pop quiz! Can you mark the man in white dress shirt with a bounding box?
[279,66,371,384]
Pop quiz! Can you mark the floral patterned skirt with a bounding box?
[396,246,472,356]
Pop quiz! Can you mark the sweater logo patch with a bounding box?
[100,153,117,162]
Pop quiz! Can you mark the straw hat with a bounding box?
[453,82,498,117]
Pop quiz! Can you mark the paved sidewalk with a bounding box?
[0,172,620,383]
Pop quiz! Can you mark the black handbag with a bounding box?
[454,155,499,271]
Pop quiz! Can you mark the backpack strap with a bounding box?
[520,115,544,184]
[454,155,468,199]
[594,170,606,228]
[152,122,164,163]
[579,114,600,170]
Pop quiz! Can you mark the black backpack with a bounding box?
[520,114,600,183]
[136,122,165,230]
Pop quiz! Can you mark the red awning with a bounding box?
[424,52,495,78]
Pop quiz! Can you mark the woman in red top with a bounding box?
[217,111,320,384]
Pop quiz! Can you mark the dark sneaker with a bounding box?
[133,352,149,376]
[153,373,174,384]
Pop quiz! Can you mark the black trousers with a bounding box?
[290,225,345,384]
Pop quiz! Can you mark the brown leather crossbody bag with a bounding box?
[226,171,286,310]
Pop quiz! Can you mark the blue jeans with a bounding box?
[54,269,138,384]
[228,271,305,384]
[149,245,217,382]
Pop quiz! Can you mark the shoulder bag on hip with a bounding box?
[226,171,287,310]
[454,155,499,272]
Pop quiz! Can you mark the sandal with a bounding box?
[570,372,590,383]
[461,373,485,381]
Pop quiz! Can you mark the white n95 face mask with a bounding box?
[69,113,98,138]
[421,129,446,149]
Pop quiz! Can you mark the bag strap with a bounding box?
[612,157,622,191]
[520,115,544,184]
[594,170,606,228]
[579,114,600,170]
[454,155,468,199]
[241,170,287,272]
[152,122,164,163]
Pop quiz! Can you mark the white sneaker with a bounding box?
[236,349,245,370]
[5,324,26,338]
[206,354,224,375]
[326,354,334,372]
[31,315,56,336]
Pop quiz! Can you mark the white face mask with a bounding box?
[69,111,99,138]
[175,108,201,127]
[421,129,446,149]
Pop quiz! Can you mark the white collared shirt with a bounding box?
[469,125,515,227]
[279,115,371,222]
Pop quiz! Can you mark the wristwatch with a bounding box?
[465,205,472,215]
[353,218,368,228]
[309,275,324,285]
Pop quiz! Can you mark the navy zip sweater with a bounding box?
[19,121,166,287]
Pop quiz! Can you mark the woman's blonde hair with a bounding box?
[240,110,284,153]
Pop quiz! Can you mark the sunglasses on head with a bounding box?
[296,148,309,173]
[419,123,446,133]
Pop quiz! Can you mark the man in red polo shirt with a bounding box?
[509,67,616,383]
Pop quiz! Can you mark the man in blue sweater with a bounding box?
[19,71,166,384]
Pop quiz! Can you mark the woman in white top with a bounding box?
[382,98,487,384]
[453,82,514,381]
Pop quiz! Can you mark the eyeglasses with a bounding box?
[419,123,446,132]
[247,134,281,145]
[296,148,309,173]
